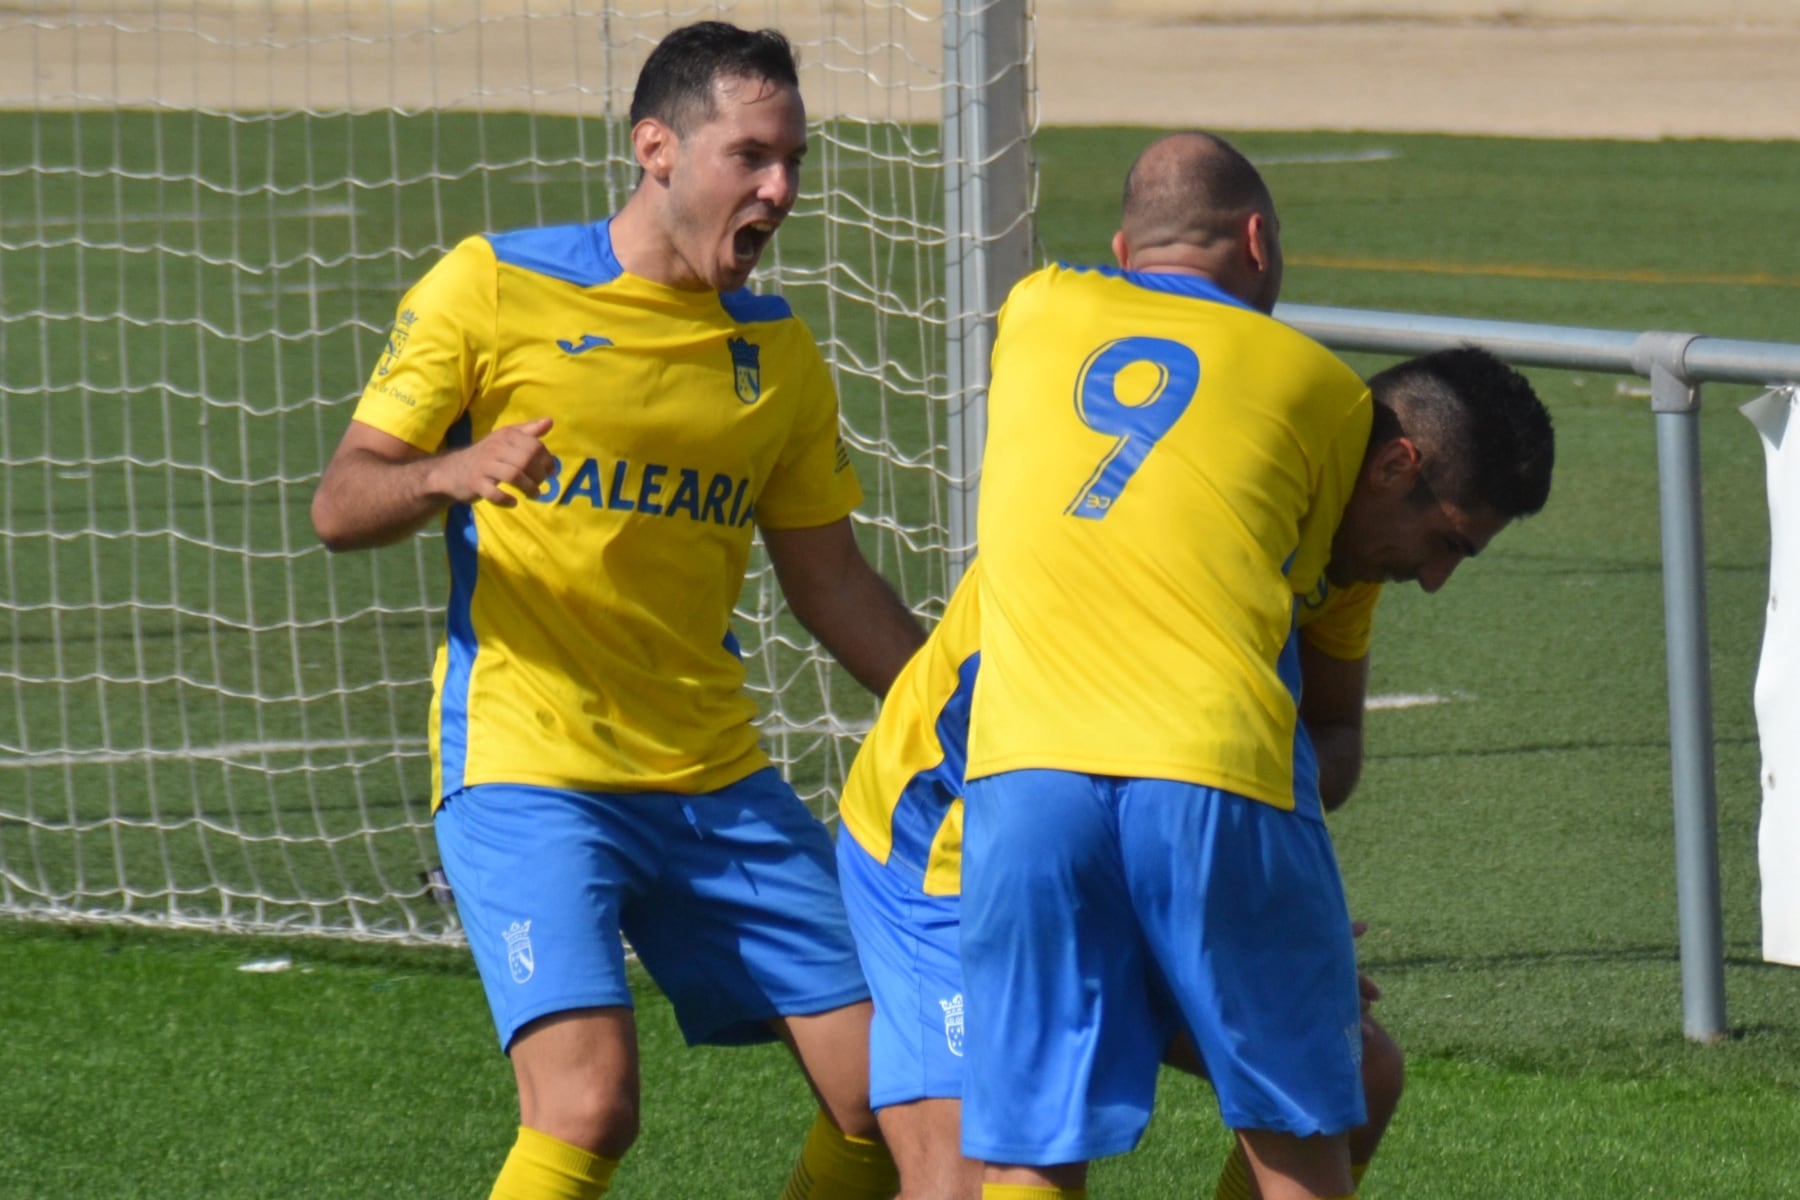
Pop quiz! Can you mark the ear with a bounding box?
[1244,211,1272,273]
[1367,436,1424,494]
[632,117,678,182]
[1111,229,1130,270]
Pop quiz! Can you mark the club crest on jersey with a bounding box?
[939,993,965,1057]
[729,337,761,405]
[375,308,419,377]
[504,919,535,984]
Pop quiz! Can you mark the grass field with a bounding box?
[5,118,1800,1197]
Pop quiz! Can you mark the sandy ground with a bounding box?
[4,5,1796,141]
[1035,18,1800,139]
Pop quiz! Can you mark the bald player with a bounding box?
[945,131,1551,1200]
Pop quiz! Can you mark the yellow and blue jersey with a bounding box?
[965,263,1372,810]
[838,559,1380,896]
[839,559,984,896]
[350,219,862,803]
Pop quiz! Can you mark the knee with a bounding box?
[823,1099,882,1143]
[546,1090,641,1160]
[510,1009,642,1159]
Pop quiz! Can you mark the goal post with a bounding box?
[0,1,1036,942]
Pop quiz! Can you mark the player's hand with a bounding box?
[448,417,555,506]
[1351,919,1383,1014]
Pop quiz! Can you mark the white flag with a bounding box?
[1743,386,1800,966]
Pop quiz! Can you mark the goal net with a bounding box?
[0,1,1034,941]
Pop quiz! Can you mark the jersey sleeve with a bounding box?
[350,237,498,452]
[1285,378,1374,598]
[752,331,865,530]
[1298,581,1383,661]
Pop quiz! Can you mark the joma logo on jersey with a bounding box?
[503,920,535,984]
[557,333,612,355]
[729,337,761,405]
[533,456,757,527]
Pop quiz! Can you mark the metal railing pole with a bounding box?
[1637,333,1729,1042]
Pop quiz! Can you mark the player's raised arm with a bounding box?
[762,517,926,699]
[311,417,555,552]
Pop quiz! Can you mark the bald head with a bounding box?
[1113,131,1282,311]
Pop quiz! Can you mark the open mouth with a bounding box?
[733,219,778,266]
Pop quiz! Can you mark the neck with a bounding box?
[608,194,707,291]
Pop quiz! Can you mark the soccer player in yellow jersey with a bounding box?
[836,347,1548,1199]
[947,133,1553,1200]
[310,23,923,1200]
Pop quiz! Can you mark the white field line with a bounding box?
[1254,148,1400,166]
[0,737,428,768]
[1366,692,1459,711]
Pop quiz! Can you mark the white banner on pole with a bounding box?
[1743,385,1800,966]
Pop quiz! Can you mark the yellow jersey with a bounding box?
[839,559,1380,895]
[350,220,862,802]
[966,264,1371,810]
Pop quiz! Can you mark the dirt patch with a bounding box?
[3,5,1793,140]
[1036,18,1800,139]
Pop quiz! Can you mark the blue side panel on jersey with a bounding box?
[720,288,794,324]
[439,413,478,795]
[1278,609,1323,823]
[488,219,624,288]
[1063,261,1254,312]
[887,652,981,882]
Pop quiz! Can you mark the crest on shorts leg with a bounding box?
[504,919,535,983]
[940,992,965,1057]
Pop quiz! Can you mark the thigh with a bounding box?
[959,769,1165,1167]
[1118,779,1365,1137]
[837,829,967,1110]
[435,784,651,1051]
[623,768,870,1047]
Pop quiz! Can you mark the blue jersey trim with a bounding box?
[1061,262,1255,311]
[488,220,624,288]
[1278,608,1322,823]
[439,413,478,794]
[887,651,981,882]
[486,218,793,321]
[721,288,794,324]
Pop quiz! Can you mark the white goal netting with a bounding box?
[0,1,1034,941]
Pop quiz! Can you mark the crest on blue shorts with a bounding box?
[504,919,535,984]
[729,337,761,405]
[939,992,965,1057]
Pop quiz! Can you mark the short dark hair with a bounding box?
[629,21,800,135]
[1367,346,1555,519]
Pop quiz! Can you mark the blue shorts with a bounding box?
[434,768,870,1051]
[837,829,967,1109]
[960,770,1365,1166]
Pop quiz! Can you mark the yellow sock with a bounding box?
[489,1125,618,1200]
[1213,1141,1253,1200]
[982,1187,1085,1200]
[779,1110,901,1200]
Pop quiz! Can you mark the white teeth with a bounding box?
[750,221,775,232]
